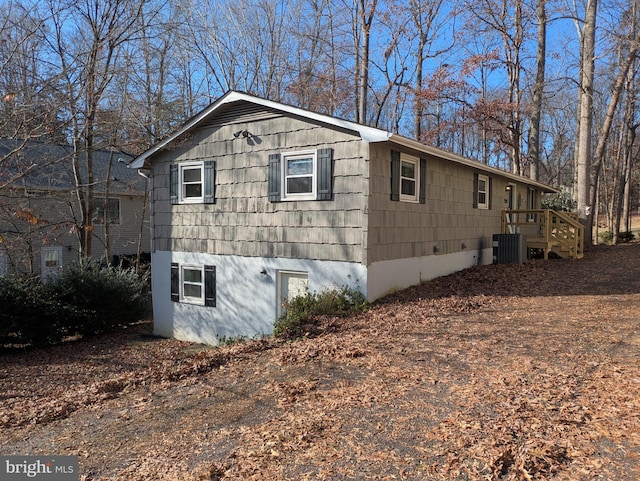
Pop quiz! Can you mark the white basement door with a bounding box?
[277,271,309,318]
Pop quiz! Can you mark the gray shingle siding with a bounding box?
[152,110,368,263]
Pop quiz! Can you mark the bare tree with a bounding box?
[590,34,640,241]
[286,0,353,116]
[574,0,597,240]
[355,0,378,124]
[187,0,293,100]
[464,0,528,174]
[407,0,455,142]
[527,0,546,181]
[46,0,146,258]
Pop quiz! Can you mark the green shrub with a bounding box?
[600,230,635,244]
[542,192,576,212]
[600,230,614,244]
[0,277,80,346]
[0,261,149,347]
[273,285,367,340]
[53,260,150,336]
[617,231,635,243]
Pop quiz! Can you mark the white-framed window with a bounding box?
[400,154,419,202]
[282,151,317,200]
[180,163,204,203]
[93,198,120,225]
[170,161,216,205]
[390,150,426,204]
[171,262,216,307]
[476,174,490,209]
[268,149,333,203]
[41,246,63,282]
[181,265,205,305]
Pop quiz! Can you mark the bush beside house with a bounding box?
[0,261,149,347]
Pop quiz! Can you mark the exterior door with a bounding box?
[41,246,63,282]
[277,271,309,318]
[0,254,7,277]
[506,184,516,233]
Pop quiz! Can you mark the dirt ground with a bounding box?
[1,242,640,480]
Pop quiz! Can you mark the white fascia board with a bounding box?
[129,91,391,169]
[128,98,225,169]
[219,92,393,143]
[387,134,558,193]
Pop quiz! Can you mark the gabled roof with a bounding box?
[130,90,556,193]
[0,139,146,194]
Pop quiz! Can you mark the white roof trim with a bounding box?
[129,91,557,193]
[129,91,391,169]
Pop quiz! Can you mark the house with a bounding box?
[0,140,150,279]
[130,91,557,345]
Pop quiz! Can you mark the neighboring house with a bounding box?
[0,140,150,279]
[130,91,556,345]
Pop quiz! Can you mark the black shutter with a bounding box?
[204,265,216,307]
[170,263,179,302]
[204,160,216,204]
[473,172,479,208]
[488,176,493,210]
[390,150,400,201]
[170,164,179,205]
[419,158,427,204]
[268,153,281,202]
[316,148,333,200]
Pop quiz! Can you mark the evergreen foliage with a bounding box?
[0,261,149,347]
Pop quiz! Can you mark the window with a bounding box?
[182,265,204,303]
[477,175,488,208]
[283,152,316,199]
[473,173,492,210]
[41,246,63,283]
[400,155,419,202]
[390,150,427,203]
[268,148,333,202]
[182,164,203,201]
[93,198,120,225]
[171,263,216,306]
[170,161,216,205]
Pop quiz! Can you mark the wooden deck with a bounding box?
[501,210,584,260]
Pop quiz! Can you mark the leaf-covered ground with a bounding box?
[1,243,640,480]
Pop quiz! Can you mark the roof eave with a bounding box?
[387,134,558,194]
[129,92,557,194]
[129,91,392,169]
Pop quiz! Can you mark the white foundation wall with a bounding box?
[152,250,367,345]
[366,247,493,301]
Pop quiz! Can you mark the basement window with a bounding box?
[171,263,216,307]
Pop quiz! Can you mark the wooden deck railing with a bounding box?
[501,209,584,259]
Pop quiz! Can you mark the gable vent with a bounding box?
[198,101,282,129]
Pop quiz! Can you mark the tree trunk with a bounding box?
[589,37,640,241]
[357,0,376,125]
[528,0,546,182]
[575,0,597,242]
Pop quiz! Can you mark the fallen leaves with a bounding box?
[1,243,640,480]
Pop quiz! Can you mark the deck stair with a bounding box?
[501,209,584,260]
